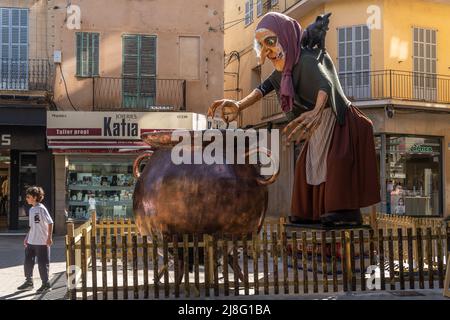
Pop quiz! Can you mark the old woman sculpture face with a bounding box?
[254,28,286,71]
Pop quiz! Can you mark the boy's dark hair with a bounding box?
[26,186,45,202]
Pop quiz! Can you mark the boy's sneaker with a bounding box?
[17,280,34,291]
[36,282,51,293]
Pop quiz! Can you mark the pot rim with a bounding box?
[141,129,251,148]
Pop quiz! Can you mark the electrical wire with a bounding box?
[58,63,78,111]
[212,0,275,31]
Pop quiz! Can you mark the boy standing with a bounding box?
[17,186,53,293]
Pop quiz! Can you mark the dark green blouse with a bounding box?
[265,48,350,125]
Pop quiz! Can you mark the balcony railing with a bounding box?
[93,77,186,112]
[262,70,450,120]
[0,59,53,92]
[339,70,450,104]
[262,92,282,119]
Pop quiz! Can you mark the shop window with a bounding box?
[0,150,10,224]
[76,32,99,77]
[67,157,136,220]
[386,135,442,216]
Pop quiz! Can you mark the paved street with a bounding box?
[0,235,67,300]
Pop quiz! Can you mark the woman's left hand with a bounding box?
[282,108,324,146]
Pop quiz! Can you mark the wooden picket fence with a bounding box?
[65,214,450,300]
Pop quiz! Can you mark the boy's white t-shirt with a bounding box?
[28,203,54,245]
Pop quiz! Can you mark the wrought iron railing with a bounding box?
[262,70,450,120]
[262,92,282,119]
[339,70,450,104]
[92,77,186,112]
[0,59,53,91]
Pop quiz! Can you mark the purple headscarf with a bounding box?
[256,12,302,113]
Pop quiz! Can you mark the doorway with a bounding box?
[0,150,10,229]
[17,152,37,229]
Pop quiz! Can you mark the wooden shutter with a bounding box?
[122,35,157,108]
[140,35,156,77]
[140,35,156,97]
[1,8,10,88]
[76,32,99,77]
[76,33,82,75]
[91,33,99,76]
[122,35,139,107]
[0,8,28,89]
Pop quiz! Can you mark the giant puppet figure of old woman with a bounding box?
[208,12,380,226]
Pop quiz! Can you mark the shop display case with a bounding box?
[67,159,135,220]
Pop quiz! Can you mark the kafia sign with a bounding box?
[46,111,207,141]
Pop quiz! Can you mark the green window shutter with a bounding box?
[140,36,156,97]
[92,33,99,76]
[76,33,82,76]
[81,33,88,76]
[122,34,157,109]
[76,32,99,77]
[122,35,139,107]
[140,35,156,76]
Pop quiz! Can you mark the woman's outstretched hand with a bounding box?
[282,108,324,146]
[207,99,240,123]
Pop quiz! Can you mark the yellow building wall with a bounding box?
[321,0,385,73]
[224,0,450,217]
[224,0,450,125]
[383,0,450,76]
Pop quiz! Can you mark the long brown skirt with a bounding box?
[291,105,381,222]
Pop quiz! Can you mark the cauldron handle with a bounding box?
[245,147,279,186]
[133,152,153,178]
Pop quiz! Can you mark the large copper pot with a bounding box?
[132,130,279,237]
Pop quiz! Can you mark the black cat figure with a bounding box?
[301,12,332,53]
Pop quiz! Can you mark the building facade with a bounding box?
[0,1,54,231]
[224,0,450,219]
[1,0,224,233]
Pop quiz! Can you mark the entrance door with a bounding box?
[0,149,10,229]
[17,152,36,228]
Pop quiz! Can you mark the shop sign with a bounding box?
[47,111,208,141]
[409,144,433,153]
[0,134,11,147]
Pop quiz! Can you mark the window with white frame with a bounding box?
[245,0,254,26]
[337,25,370,99]
[0,7,29,90]
[413,27,437,100]
[257,0,263,17]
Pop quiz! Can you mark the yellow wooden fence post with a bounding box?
[370,205,377,230]
[66,222,75,272]
[91,210,97,238]
[444,253,450,298]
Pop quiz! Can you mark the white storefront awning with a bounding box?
[47,111,208,151]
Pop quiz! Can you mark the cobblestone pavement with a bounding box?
[0,235,68,300]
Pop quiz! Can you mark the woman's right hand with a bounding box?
[207,99,240,123]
